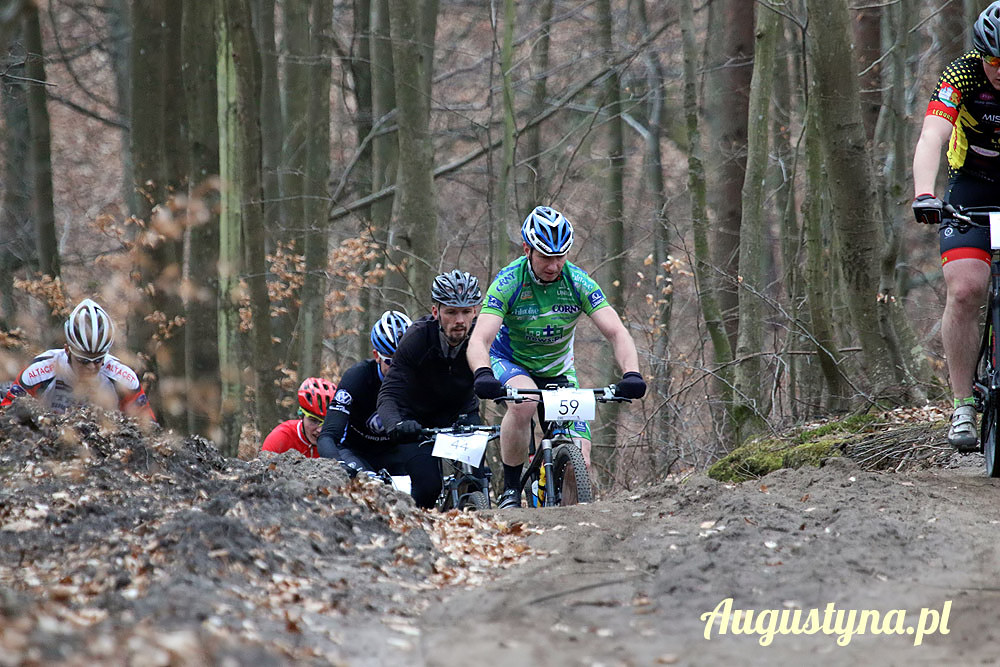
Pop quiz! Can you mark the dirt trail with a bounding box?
[4,400,999,665]
[420,457,1000,666]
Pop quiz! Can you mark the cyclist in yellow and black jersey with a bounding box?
[912,1,1000,451]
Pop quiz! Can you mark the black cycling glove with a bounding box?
[390,419,423,442]
[912,193,943,225]
[615,372,647,399]
[473,367,505,400]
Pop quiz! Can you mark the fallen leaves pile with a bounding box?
[0,399,539,664]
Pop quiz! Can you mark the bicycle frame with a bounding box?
[496,386,626,507]
[419,424,497,510]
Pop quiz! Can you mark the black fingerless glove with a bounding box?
[912,193,943,225]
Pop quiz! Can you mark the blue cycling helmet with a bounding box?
[370,310,412,356]
[521,206,574,256]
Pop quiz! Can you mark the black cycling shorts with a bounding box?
[940,174,997,265]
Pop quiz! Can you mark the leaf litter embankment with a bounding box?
[0,400,537,665]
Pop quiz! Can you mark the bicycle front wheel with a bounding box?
[980,325,1000,477]
[552,443,592,505]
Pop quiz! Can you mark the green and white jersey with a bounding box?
[482,256,609,376]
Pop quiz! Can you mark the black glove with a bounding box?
[912,193,943,225]
[473,367,505,400]
[338,460,361,478]
[390,419,423,442]
[615,372,647,399]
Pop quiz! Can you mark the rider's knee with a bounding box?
[948,279,989,308]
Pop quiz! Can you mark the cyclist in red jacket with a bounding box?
[262,377,337,458]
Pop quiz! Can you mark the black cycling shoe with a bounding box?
[497,488,521,509]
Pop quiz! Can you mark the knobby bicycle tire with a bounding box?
[981,323,1000,478]
[552,442,593,505]
[460,490,489,511]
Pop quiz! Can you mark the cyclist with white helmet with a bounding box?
[376,273,484,508]
[316,311,417,478]
[1,298,156,423]
[466,205,645,508]
[912,1,1000,451]
[262,377,337,457]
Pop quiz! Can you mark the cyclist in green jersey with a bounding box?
[466,206,646,508]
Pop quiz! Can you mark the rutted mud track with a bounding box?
[3,400,999,665]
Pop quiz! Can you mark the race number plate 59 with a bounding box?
[542,388,596,421]
[432,432,490,465]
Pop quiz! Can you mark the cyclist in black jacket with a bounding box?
[377,271,483,454]
[316,311,415,475]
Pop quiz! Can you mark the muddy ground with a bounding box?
[2,400,997,665]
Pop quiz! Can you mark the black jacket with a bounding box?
[376,315,479,430]
[316,359,391,468]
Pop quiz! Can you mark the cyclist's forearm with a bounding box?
[912,115,951,196]
[466,335,490,370]
[316,412,349,458]
[610,328,640,375]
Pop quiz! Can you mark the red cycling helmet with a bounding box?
[297,377,337,418]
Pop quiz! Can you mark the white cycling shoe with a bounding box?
[948,405,979,453]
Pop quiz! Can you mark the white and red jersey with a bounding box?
[0,348,156,422]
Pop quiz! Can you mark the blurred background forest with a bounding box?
[0,0,986,489]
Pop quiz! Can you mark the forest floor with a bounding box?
[2,399,997,666]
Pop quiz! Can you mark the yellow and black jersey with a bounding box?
[927,50,1000,181]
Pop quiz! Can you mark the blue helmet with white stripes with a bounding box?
[370,310,412,356]
[521,206,574,257]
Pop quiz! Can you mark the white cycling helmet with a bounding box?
[64,298,114,358]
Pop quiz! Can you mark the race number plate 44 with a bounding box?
[542,388,596,421]
[432,432,490,466]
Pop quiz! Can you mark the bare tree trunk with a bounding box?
[235,0,278,437]
[877,0,937,399]
[182,0,221,439]
[217,0,245,453]
[349,0,375,361]
[681,0,734,452]
[388,0,438,311]
[491,0,516,277]
[852,2,881,143]
[805,0,899,399]
[704,0,753,353]
[803,83,845,412]
[1,19,32,328]
[733,2,780,441]
[298,0,332,376]
[23,5,58,284]
[593,0,626,480]
[371,0,400,308]
[634,0,672,459]
[253,0,284,234]
[523,0,553,212]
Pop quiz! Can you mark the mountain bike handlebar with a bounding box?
[417,424,499,439]
[492,386,632,404]
[942,203,1000,229]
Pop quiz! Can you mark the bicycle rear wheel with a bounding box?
[552,443,592,505]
